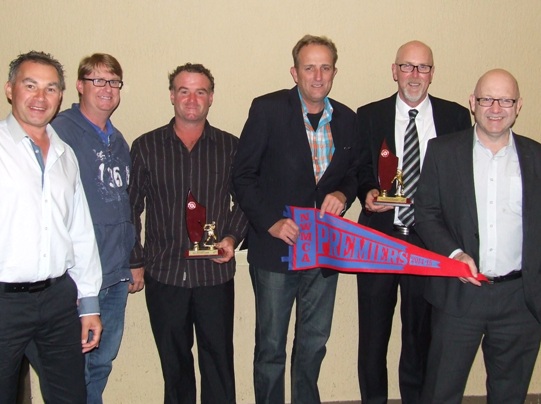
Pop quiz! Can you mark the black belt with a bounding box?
[393,224,413,236]
[0,273,66,293]
[485,270,522,284]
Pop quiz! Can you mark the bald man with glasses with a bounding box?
[355,40,471,404]
[416,69,541,403]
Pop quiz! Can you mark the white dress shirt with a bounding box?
[0,114,102,314]
[473,127,522,277]
[394,95,436,225]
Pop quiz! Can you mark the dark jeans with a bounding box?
[251,267,338,404]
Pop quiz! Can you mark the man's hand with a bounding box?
[455,251,481,287]
[81,314,102,353]
[212,236,236,264]
[363,188,394,213]
[268,218,300,245]
[320,191,347,218]
[128,267,145,294]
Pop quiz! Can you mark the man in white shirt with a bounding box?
[0,51,102,403]
[415,69,541,403]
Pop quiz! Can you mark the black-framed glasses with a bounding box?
[476,97,516,108]
[397,64,433,74]
[82,78,123,89]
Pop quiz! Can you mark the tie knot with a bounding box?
[409,109,418,119]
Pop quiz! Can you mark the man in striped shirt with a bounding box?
[129,63,247,404]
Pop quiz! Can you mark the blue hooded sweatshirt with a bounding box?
[52,104,134,289]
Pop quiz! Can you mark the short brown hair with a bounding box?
[78,53,123,80]
[168,63,214,92]
[292,35,338,68]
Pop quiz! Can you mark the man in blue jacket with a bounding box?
[28,53,142,404]
[233,35,360,403]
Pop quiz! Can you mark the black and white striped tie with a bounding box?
[398,109,419,227]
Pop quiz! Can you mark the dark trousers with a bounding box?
[0,274,86,404]
[145,273,235,404]
[357,230,431,404]
[421,278,541,404]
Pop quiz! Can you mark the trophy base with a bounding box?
[374,195,412,207]
[184,248,224,259]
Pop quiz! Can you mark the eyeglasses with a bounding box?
[476,98,516,108]
[82,78,123,89]
[397,64,433,74]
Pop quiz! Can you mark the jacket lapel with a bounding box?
[515,134,536,264]
[455,129,479,230]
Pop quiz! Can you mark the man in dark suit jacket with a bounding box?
[356,40,471,404]
[233,35,359,403]
[415,69,541,403]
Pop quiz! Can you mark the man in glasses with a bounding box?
[0,51,102,403]
[27,53,141,404]
[355,40,471,403]
[415,69,541,403]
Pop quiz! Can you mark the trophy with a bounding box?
[184,190,224,259]
[374,139,412,207]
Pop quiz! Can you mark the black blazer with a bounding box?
[356,93,471,234]
[415,129,541,323]
[233,87,360,272]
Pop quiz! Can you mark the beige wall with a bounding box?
[2,0,540,402]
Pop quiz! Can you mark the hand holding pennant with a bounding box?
[283,206,487,281]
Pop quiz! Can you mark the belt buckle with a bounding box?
[393,225,410,236]
[28,279,49,293]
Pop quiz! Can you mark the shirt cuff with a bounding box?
[449,249,463,259]
[78,296,100,317]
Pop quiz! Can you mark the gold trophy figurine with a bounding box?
[203,222,218,249]
[391,169,405,197]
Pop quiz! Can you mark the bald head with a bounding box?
[395,41,433,65]
[473,69,520,99]
[469,69,522,150]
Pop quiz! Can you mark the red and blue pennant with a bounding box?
[284,206,487,281]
